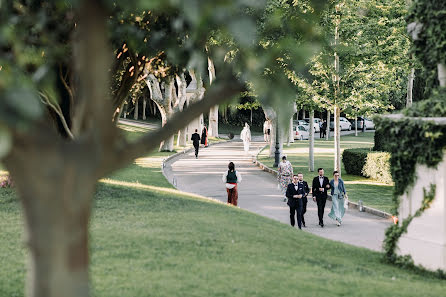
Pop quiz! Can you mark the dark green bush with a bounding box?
[373,129,388,152]
[342,148,369,176]
[362,151,392,184]
[343,148,392,184]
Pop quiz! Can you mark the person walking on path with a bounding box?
[201,125,208,147]
[286,175,305,229]
[277,156,293,202]
[312,168,330,227]
[320,120,327,139]
[240,123,251,153]
[191,129,201,158]
[328,171,347,226]
[297,173,310,227]
[263,120,271,142]
[222,162,242,206]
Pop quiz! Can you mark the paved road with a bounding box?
[164,140,391,252]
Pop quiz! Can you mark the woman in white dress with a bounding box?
[240,123,251,153]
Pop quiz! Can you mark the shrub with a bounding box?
[342,148,369,176]
[373,129,388,151]
[362,151,392,184]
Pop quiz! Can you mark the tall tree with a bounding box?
[0,1,324,296]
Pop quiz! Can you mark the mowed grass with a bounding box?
[1,127,445,296]
[258,133,394,213]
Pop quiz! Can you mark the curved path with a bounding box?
[163,140,391,251]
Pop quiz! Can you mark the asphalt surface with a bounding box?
[163,140,391,252]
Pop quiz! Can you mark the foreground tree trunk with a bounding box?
[309,109,314,172]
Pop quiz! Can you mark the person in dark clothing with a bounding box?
[201,125,208,147]
[296,173,310,227]
[286,175,305,229]
[320,120,327,139]
[312,168,331,227]
[191,129,201,158]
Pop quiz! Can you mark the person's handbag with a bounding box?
[344,195,349,210]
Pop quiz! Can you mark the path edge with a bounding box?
[252,145,393,220]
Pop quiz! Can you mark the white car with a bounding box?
[330,117,352,131]
[303,118,321,132]
[293,125,310,140]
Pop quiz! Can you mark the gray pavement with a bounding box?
[164,140,391,252]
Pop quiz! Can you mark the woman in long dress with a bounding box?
[201,125,208,147]
[240,123,251,153]
[277,156,293,202]
[328,170,347,226]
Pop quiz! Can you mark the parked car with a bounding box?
[329,117,352,131]
[350,117,375,130]
[303,118,321,132]
[293,125,310,140]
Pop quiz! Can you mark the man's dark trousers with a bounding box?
[301,197,308,226]
[193,144,199,157]
[289,198,303,228]
[312,176,330,225]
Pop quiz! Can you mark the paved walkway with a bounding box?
[164,140,391,252]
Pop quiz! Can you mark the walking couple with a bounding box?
[278,156,347,228]
[312,168,347,227]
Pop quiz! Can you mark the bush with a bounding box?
[373,129,388,151]
[342,148,369,175]
[343,148,392,183]
[362,152,392,184]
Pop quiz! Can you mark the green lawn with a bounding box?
[258,133,394,213]
[1,130,445,297]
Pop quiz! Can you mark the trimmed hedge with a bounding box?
[342,148,369,176]
[362,151,392,184]
[373,129,387,151]
[342,148,392,184]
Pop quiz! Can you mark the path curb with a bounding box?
[252,146,392,220]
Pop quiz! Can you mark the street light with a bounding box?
[273,119,280,167]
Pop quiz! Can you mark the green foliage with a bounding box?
[362,151,392,184]
[373,128,387,152]
[407,0,446,93]
[300,0,411,115]
[376,97,446,265]
[342,148,392,184]
[403,89,446,117]
[342,148,369,176]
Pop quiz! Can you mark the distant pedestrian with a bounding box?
[222,162,242,206]
[240,123,251,153]
[320,120,327,138]
[296,173,310,227]
[263,120,271,142]
[277,156,293,202]
[191,129,201,158]
[286,175,304,229]
[201,125,208,147]
[328,171,347,226]
[311,168,330,227]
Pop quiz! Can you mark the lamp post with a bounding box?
[273,118,280,167]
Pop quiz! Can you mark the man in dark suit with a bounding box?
[286,175,306,230]
[191,129,201,158]
[312,168,330,227]
[297,173,310,227]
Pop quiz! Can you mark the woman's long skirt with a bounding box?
[278,175,293,196]
[227,185,238,206]
[328,194,345,223]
